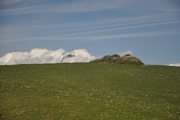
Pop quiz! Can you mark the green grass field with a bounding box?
[0,63,180,120]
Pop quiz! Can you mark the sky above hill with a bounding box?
[0,0,180,65]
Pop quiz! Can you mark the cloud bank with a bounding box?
[0,48,96,65]
[169,63,180,67]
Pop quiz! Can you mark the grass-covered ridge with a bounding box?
[0,63,180,120]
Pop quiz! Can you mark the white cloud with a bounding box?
[119,50,133,57]
[169,63,180,67]
[0,48,96,65]
[64,49,96,63]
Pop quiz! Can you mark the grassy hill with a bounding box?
[0,63,179,120]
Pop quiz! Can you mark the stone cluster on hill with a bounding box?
[90,54,144,65]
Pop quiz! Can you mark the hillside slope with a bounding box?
[0,63,179,120]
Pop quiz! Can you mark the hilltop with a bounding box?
[90,54,144,65]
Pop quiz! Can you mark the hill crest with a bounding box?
[90,54,144,65]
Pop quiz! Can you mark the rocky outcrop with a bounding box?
[90,54,144,65]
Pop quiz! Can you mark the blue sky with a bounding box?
[0,0,180,65]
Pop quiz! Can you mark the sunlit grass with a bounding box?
[0,63,179,120]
